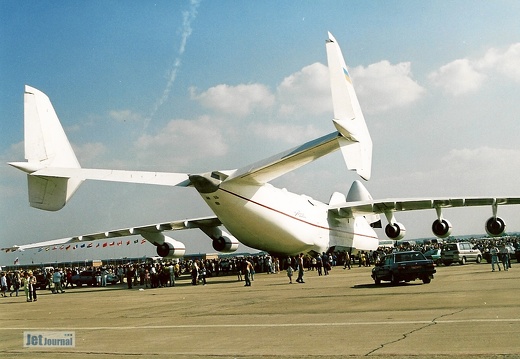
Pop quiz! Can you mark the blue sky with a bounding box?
[2,1,520,265]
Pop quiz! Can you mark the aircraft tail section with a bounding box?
[326,32,372,181]
[10,86,83,211]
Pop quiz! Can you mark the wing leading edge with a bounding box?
[1,216,221,253]
[330,197,520,218]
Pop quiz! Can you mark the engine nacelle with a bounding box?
[212,235,239,253]
[385,222,406,240]
[432,219,452,238]
[155,237,186,258]
[485,217,506,237]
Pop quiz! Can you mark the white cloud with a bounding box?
[135,116,228,167]
[428,59,486,96]
[249,122,320,145]
[350,61,425,114]
[190,84,275,117]
[478,43,520,81]
[441,146,520,174]
[276,62,331,117]
[429,42,520,96]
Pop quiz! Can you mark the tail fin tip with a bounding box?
[326,32,372,181]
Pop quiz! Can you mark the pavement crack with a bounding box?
[365,308,466,356]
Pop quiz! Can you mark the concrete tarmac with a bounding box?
[1,262,519,359]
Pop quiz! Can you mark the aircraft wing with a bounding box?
[329,197,520,218]
[1,216,222,252]
[225,131,345,184]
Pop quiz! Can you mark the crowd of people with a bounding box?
[0,270,38,302]
[2,236,518,300]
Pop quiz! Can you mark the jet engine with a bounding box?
[431,219,452,238]
[485,217,506,237]
[136,230,186,258]
[155,237,186,258]
[385,222,406,240]
[199,226,240,253]
[212,235,239,253]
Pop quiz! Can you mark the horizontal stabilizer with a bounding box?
[31,167,192,187]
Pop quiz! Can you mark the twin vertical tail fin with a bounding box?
[326,32,372,181]
[9,86,83,211]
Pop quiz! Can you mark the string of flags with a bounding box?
[11,238,149,254]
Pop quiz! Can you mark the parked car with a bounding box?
[71,270,97,286]
[35,271,50,290]
[71,270,119,286]
[105,272,119,284]
[441,242,482,266]
[423,249,442,265]
[371,251,436,285]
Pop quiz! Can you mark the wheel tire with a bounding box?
[443,261,452,266]
[391,273,399,285]
[374,275,381,285]
[476,255,482,264]
[422,277,431,284]
[460,257,466,265]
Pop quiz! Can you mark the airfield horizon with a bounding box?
[1,262,519,359]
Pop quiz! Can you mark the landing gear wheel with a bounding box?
[391,274,399,285]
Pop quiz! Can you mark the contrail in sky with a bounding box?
[146,0,201,129]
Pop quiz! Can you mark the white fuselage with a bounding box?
[197,181,379,255]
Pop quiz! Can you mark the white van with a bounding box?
[441,242,482,265]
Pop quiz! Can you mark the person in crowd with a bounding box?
[168,262,175,287]
[52,269,65,294]
[286,264,294,284]
[191,261,199,285]
[65,269,73,288]
[199,262,207,285]
[126,265,135,289]
[499,246,510,271]
[322,253,329,275]
[29,271,38,302]
[236,261,243,281]
[0,272,7,297]
[101,267,108,287]
[266,256,273,274]
[243,258,253,287]
[296,253,305,283]
[10,271,21,297]
[22,271,32,302]
[143,268,150,288]
[343,252,351,270]
[316,255,323,276]
[249,258,255,281]
[490,245,501,272]
[95,268,102,286]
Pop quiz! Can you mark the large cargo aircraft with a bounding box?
[3,33,520,258]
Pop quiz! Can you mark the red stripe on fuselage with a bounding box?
[218,187,378,240]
